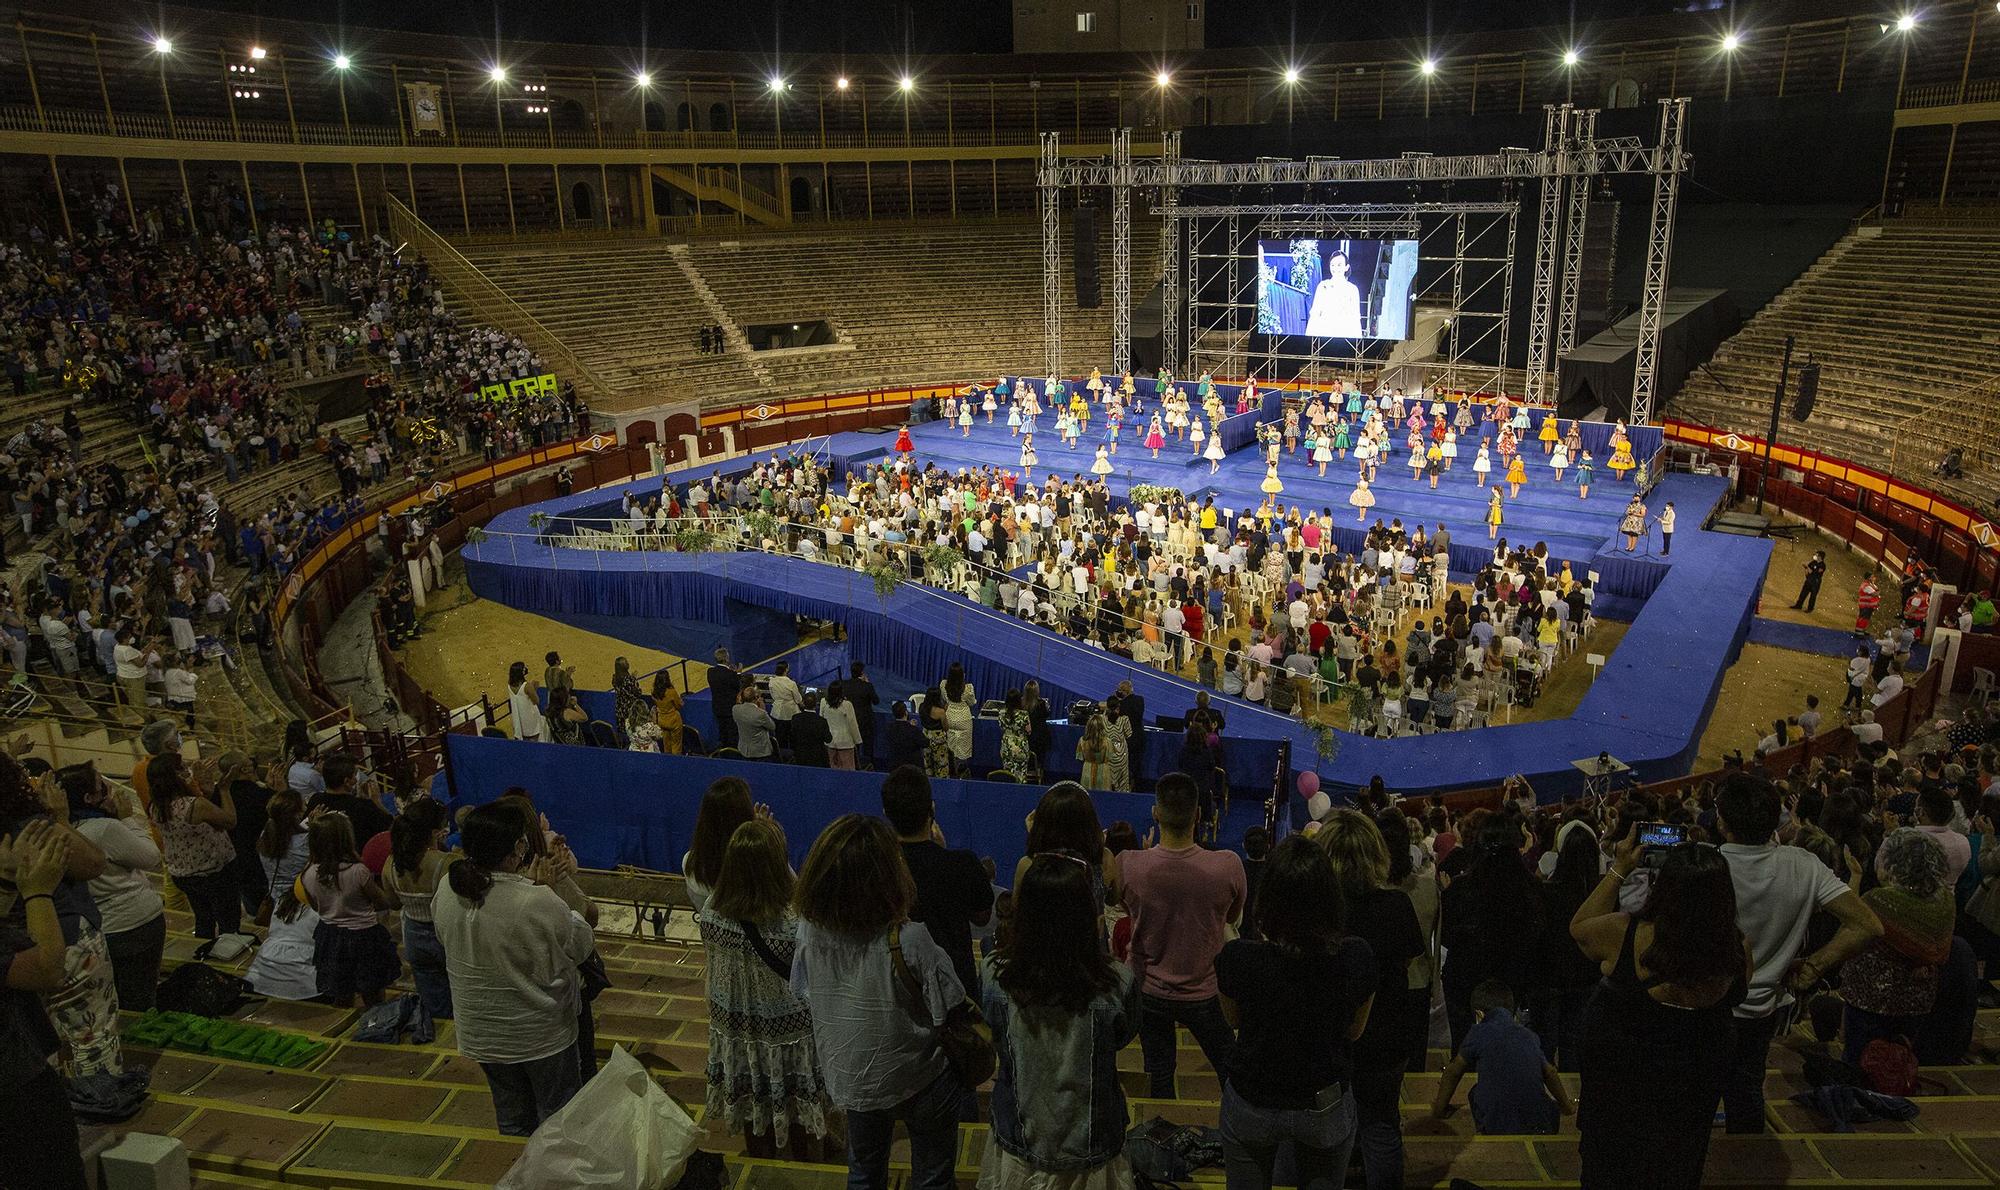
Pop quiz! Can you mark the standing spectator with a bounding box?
[942,665,978,777]
[1316,811,1423,1190]
[791,814,974,1190]
[1570,832,1751,1189]
[1439,820,1545,1053]
[789,692,833,768]
[652,672,685,754]
[386,799,456,1019]
[825,682,862,771]
[0,819,88,1190]
[733,687,778,760]
[980,852,1140,1184]
[766,662,802,754]
[1792,550,1826,612]
[301,813,401,1008]
[1532,821,1605,1071]
[1712,775,1881,1132]
[308,753,392,842]
[879,701,925,772]
[697,816,834,1160]
[881,766,992,998]
[1121,772,1244,1097]
[432,804,597,1136]
[148,753,240,940]
[247,790,318,1001]
[1216,836,1373,1190]
[848,662,880,769]
[685,778,757,913]
[508,661,544,742]
[61,764,164,1013]
[708,649,742,749]
[1843,829,1954,1063]
[219,753,275,919]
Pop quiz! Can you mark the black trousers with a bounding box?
[0,1066,87,1189]
[1793,581,1821,612]
[1722,1011,1785,1133]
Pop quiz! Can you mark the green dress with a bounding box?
[999,709,1034,779]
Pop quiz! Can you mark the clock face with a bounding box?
[414,94,438,120]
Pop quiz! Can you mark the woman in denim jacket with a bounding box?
[981,851,1142,1190]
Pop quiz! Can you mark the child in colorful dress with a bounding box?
[1262,463,1285,497]
[893,425,914,455]
[1409,435,1428,481]
[1607,434,1636,481]
[1105,405,1124,454]
[1313,428,1334,477]
[1473,443,1493,487]
[1506,453,1527,498]
[1070,390,1090,431]
[1333,418,1352,460]
[942,394,959,425]
[1091,445,1113,477]
[1487,487,1505,539]
[1355,435,1377,482]
[1204,426,1227,473]
[1144,414,1166,459]
[1575,452,1593,499]
[1007,400,1023,437]
[1511,404,1531,435]
[1455,397,1475,434]
[982,387,998,423]
[1020,434,1038,480]
[1498,425,1518,464]
[1441,429,1458,471]
[1349,477,1376,522]
[1550,441,1569,483]
[1426,440,1445,490]
[1563,421,1583,460]
[1538,414,1559,455]
[1284,407,1301,455]
[1189,416,1206,455]
[958,399,974,436]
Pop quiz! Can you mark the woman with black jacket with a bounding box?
[1439,819,1546,1053]
[1531,821,1604,1071]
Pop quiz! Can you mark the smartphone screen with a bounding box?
[1638,821,1688,848]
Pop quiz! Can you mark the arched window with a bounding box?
[709,101,732,132]
[572,181,595,222]
[1607,78,1640,109]
[676,102,695,131]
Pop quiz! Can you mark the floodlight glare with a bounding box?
[1563,49,1580,67]
[152,37,173,54]
[1283,66,1301,84]
[1721,32,1741,51]
[634,71,651,87]
[333,54,351,70]
[489,66,507,82]
[1419,58,1438,76]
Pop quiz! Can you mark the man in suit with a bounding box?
[788,690,832,767]
[846,661,879,769]
[707,648,741,749]
[731,687,776,759]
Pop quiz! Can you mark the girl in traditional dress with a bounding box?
[1070,390,1090,431]
[1488,487,1505,539]
[1284,407,1301,454]
[1490,392,1512,425]
[893,425,914,455]
[942,394,958,424]
[958,399,974,436]
[1349,477,1376,522]
[1441,428,1459,472]
[1189,415,1206,455]
[1538,413,1559,455]
[1498,425,1518,464]
[1261,464,1285,516]
[1426,439,1444,490]
[1104,404,1123,454]
[982,387,998,423]
[1055,409,1075,448]
[1091,445,1113,477]
[1170,393,1189,441]
[1024,383,1044,419]
[1409,434,1428,481]
[1144,414,1166,458]
[1346,388,1365,418]
[1621,494,1647,551]
[1454,396,1474,433]
[1312,426,1334,476]
[1575,452,1594,499]
[1607,434,1636,481]
[1332,417,1352,460]
[1506,452,1527,498]
[1551,441,1570,483]
[1206,392,1225,428]
[1473,443,1493,487]
[1087,367,1103,396]
[1197,371,1213,400]
[1511,403,1531,435]
[1019,433,1038,480]
[1007,399,1023,437]
[1431,413,1448,442]
[1564,421,1583,460]
[1204,425,1227,473]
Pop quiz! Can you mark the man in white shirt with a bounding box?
[1162,602,1187,670]
[1659,502,1676,555]
[1714,775,1881,1132]
[1844,646,1871,710]
[1796,694,1823,739]
[1872,669,1905,708]
[765,661,803,753]
[1849,709,1885,746]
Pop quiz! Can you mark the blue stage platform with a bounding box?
[464,408,1765,805]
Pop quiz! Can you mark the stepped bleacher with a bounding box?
[1668,219,2000,497]
[457,221,1158,412]
[94,879,2000,1190]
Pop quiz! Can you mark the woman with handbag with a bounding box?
[697,816,834,1160]
[792,814,979,1190]
[981,851,1141,1190]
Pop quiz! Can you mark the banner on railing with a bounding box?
[477,373,558,402]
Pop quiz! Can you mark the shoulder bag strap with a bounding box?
[738,919,792,982]
[887,925,940,1028]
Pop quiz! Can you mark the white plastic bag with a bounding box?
[497,1045,700,1189]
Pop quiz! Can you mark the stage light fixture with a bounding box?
[900,75,916,92]
[634,71,651,87]
[1721,32,1741,51]
[1155,69,1171,87]
[835,76,850,90]
[249,46,266,60]
[152,37,173,54]
[768,76,786,92]
[1283,66,1301,84]
[333,54,351,70]
[1896,13,1917,31]
[489,66,507,82]
[1563,49,1580,67]
[1419,58,1438,76]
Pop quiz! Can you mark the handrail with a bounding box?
[1887,371,2000,479]
[382,195,616,404]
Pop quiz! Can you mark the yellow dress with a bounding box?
[1538,417,1559,444]
[1488,496,1504,527]
[1506,456,1527,485]
[654,690,685,753]
[1608,443,1635,475]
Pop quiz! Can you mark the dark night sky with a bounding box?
[168,1,1731,56]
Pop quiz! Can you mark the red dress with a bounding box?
[893,427,914,453]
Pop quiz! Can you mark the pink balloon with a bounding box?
[1296,771,1321,798]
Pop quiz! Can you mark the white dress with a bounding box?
[1204,434,1226,461]
[1551,444,1569,470]
[1091,449,1113,476]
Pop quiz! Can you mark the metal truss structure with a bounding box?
[1037,97,1691,422]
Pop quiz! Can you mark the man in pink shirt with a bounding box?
[1120,773,1246,1097]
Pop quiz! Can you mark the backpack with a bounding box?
[1125,1117,1223,1183]
[154,962,258,1018]
[1858,1036,1920,1096]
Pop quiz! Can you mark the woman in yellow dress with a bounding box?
[651,671,685,754]
[1537,413,1559,455]
[1505,452,1528,498]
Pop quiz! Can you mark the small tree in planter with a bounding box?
[464,526,488,547]
[744,509,779,546]
[525,511,550,532]
[867,562,904,601]
[923,543,965,584]
[675,525,715,554]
